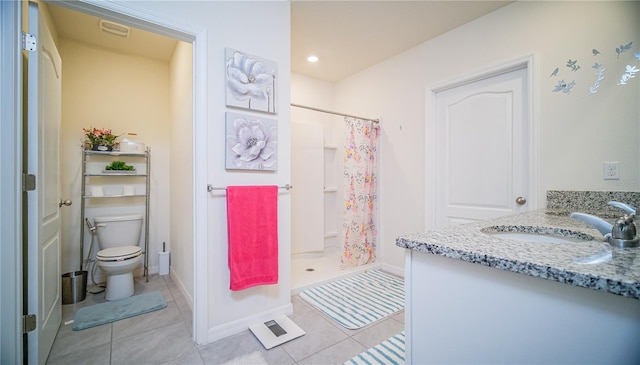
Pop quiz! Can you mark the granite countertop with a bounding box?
[396,209,640,299]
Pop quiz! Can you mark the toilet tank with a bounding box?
[94,214,143,249]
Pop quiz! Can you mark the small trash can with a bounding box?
[61,271,87,304]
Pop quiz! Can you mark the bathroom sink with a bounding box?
[486,232,587,243]
[574,249,612,264]
[481,226,593,244]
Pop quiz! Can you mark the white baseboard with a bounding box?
[381,262,404,277]
[207,303,294,344]
[204,260,403,345]
[169,270,194,309]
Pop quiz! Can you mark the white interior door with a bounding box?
[434,68,530,228]
[27,2,63,363]
[291,121,324,254]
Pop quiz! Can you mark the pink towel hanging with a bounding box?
[226,185,279,291]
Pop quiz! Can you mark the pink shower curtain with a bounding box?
[341,117,380,268]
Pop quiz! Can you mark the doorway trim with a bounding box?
[424,55,539,229]
[45,0,209,345]
[0,1,24,363]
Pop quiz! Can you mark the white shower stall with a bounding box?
[291,120,341,254]
[290,107,382,293]
[290,74,383,293]
[291,118,342,250]
[290,110,345,292]
[291,121,323,254]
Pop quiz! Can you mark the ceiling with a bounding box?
[291,1,511,82]
[47,1,512,83]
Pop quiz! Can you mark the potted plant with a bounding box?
[104,160,136,174]
[83,127,118,151]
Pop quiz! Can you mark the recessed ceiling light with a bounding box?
[307,55,319,63]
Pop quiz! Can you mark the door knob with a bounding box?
[59,199,72,207]
[515,197,527,205]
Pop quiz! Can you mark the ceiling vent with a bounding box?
[99,19,130,38]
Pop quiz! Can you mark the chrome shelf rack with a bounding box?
[79,148,151,282]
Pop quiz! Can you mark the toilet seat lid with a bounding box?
[97,246,142,261]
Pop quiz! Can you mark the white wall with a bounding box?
[291,73,343,147]
[126,0,291,341]
[3,0,290,354]
[59,38,172,276]
[169,41,194,302]
[334,1,640,272]
[0,2,24,362]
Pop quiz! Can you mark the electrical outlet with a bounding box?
[603,162,620,180]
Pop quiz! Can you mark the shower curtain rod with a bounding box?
[291,103,380,124]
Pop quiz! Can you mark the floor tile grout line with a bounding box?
[163,276,195,337]
[50,274,404,365]
[109,323,114,365]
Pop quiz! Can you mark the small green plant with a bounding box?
[105,161,135,171]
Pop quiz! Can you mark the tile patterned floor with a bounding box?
[46,274,404,365]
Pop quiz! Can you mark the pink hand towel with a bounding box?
[226,185,279,291]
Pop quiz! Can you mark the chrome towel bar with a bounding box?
[207,184,293,192]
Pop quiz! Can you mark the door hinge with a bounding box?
[22,32,37,52]
[23,314,36,334]
[23,174,36,192]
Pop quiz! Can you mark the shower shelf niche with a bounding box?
[324,231,338,239]
[324,142,340,249]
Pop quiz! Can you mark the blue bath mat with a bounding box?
[343,331,405,365]
[72,291,167,331]
[299,270,404,329]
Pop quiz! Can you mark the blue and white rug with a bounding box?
[299,270,404,329]
[344,332,405,365]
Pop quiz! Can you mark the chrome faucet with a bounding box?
[608,201,636,215]
[569,201,639,248]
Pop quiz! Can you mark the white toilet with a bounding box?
[94,214,143,301]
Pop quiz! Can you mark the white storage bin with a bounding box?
[119,133,145,153]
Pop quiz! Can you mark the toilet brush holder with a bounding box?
[158,251,170,275]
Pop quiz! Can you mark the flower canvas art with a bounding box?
[225,112,277,171]
[225,48,277,114]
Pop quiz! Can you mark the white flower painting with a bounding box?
[225,48,277,114]
[225,112,277,171]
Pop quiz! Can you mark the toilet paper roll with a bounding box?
[158,251,170,276]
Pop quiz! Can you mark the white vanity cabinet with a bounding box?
[398,209,640,364]
[80,148,151,281]
[405,251,640,364]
